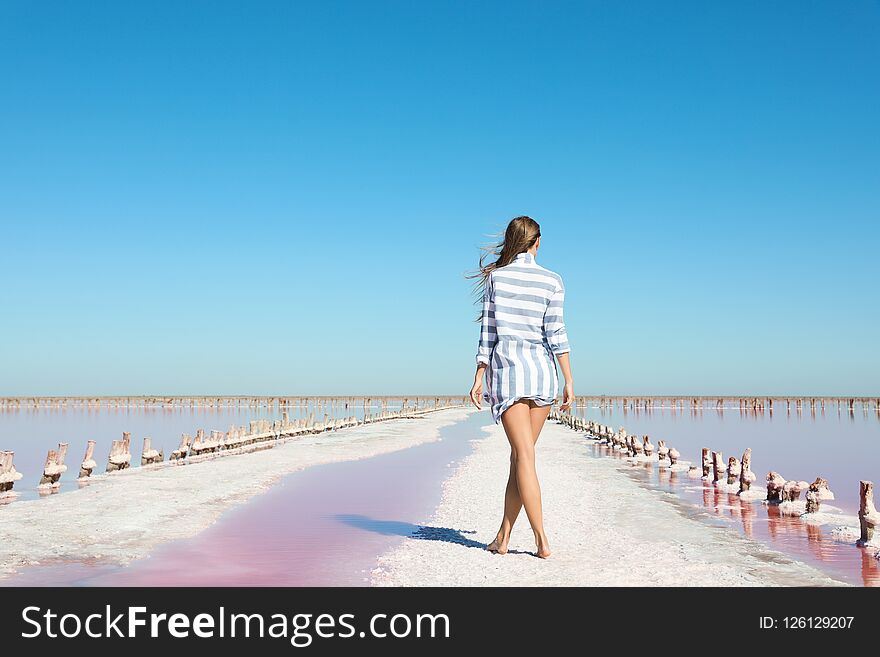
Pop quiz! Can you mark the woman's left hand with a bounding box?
[560,381,574,411]
[469,376,483,410]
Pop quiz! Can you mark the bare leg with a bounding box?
[489,400,552,558]
[488,401,551,554]
[486,453,519,555]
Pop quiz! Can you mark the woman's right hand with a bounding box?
[560,381,574,411]
[469,370,484,410]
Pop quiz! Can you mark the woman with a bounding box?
[468,216,574,559]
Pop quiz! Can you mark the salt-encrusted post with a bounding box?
[106,432,132,472]
[626,436,641,456]
[712,451,725,483]
[39,442,69,488]
[657,440,668,463]
[642,436,654,457]
[141,437,163,466]
[805,482,820,512]
[805,477,833,513]
[668,447,680,465]
[223,425,239,450]
[726,456,740,486]
[634,435,644,456]
[170,434,191,461]
[191,429,222,456]
[858,481,879,544]
[783,480,808,502]
[0,451,23,494]
[739,448,755,493]
[766,471,786,503]
[701,448,712,478]
[79,440,97,478]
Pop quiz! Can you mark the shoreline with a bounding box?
[0,406,472,580]
[371,417,848,586]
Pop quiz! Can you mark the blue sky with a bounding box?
[1,1,877,396]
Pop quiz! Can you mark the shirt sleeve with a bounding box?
[475,272,498,365]
[543,279,570,356]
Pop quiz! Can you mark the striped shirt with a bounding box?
[476,250,570,423]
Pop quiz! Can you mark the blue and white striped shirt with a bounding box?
[476,251,570,423]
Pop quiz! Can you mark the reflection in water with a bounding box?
[2,410,490,587]
[585,400,879,514]
[4,400,879,586]
[0,398,441,502]
[587,404,880,586]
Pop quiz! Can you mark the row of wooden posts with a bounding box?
[0,398,466,498]
[550,409,880,546]
[0,395,469,411]
[574,397,880,414]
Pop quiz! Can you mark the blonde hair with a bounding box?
[467,216,541,321]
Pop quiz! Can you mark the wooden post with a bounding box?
[633,435,643,456]
[39,442,69,488]
[79,440,97,478]
[667,447,680,465]
[726,456,740,485]
[783,480,808,502]
[859,481,879,544]
[701,448,711,478]
[630,435,642,457]
[191,429,207,455]
[0,451,23,494]
[711,451,725,483]
[107,432,132,472]
[141,437,163,466]
[766,471,786,503]
[657,440,668,462]
[642,436,654,457]
[739,448,755,493]
[805,485,820,512]
[805,477,832,513]
[170,434,191,461]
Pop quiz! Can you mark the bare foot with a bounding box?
[487,532,509,554]
[535,535,551,559]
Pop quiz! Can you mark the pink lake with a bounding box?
[3,402,879,587]
[3,410,490,586]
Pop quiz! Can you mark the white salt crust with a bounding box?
[0,407,473,577]
[372,419,848,587]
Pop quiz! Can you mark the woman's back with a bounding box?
[476,250,570,424]
[490,251,569,354]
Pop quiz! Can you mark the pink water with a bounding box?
[3,410,490,586]
[3,403,879,586]
[579,401,880,515]
[577,402,880,586]
[0,400,414,501]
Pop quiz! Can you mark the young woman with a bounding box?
[468,216,574,559]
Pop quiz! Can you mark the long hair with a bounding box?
[466,216,541,321]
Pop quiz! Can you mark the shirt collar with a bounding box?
[513,251,535,264]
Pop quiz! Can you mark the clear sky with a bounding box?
[1,1,877,396]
